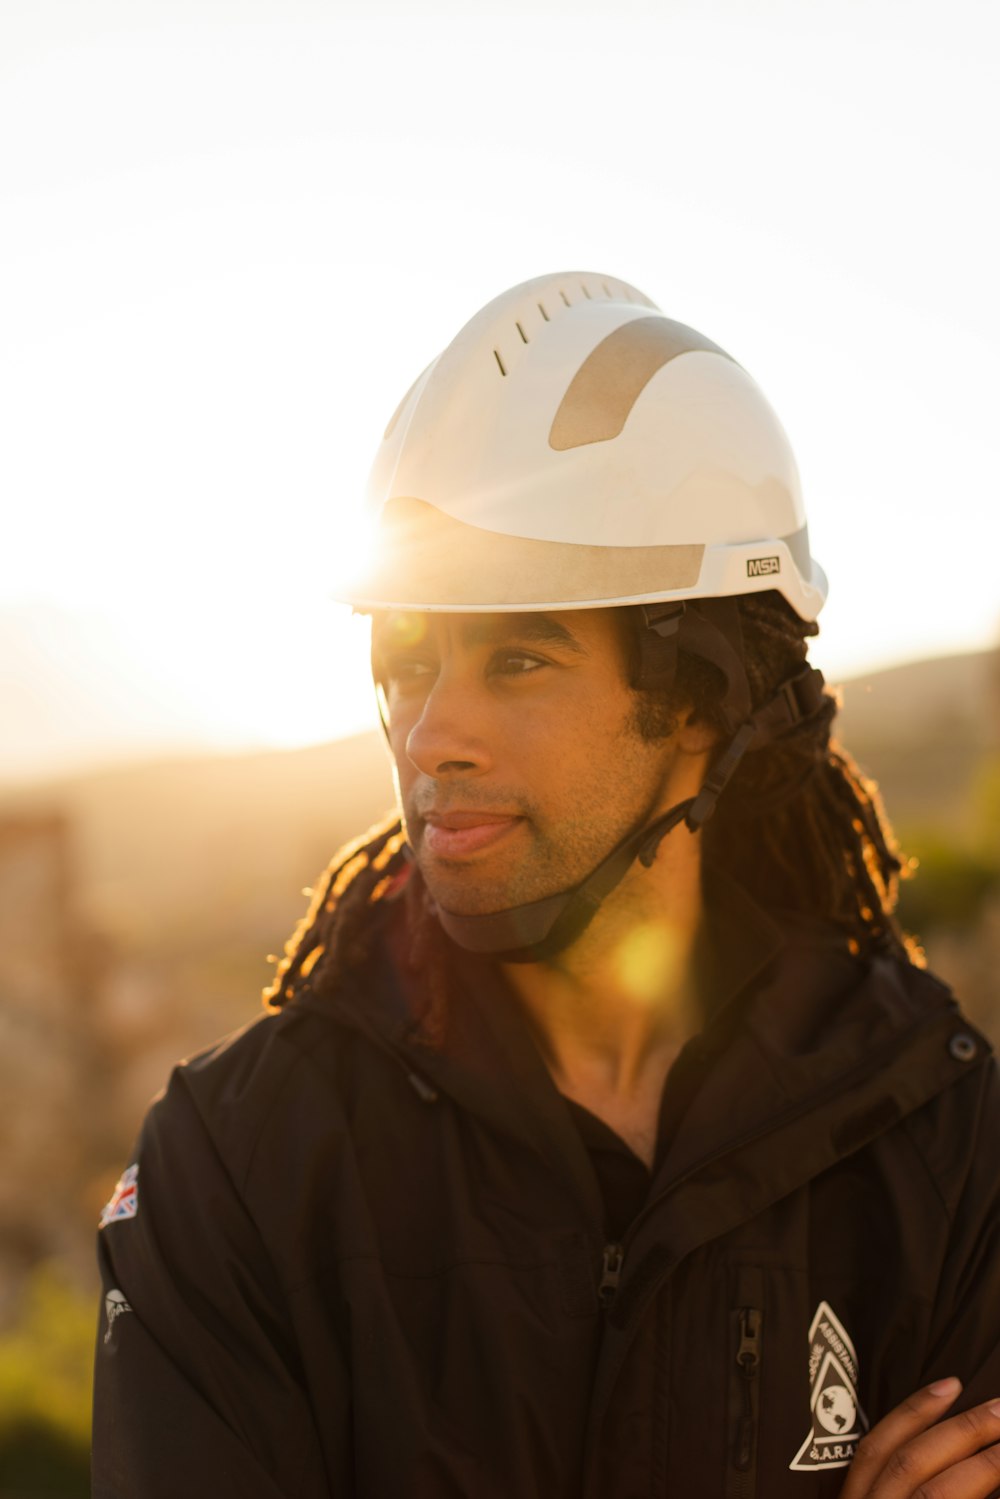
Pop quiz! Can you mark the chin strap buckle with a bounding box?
[641,602,686,638]
[686,721,758,831]
[753,665,826,740]
[636,603,685,690]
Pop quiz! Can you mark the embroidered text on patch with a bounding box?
[99,1164,139,1228]
[104,1288,133,1343]
[789,1300,869,1472]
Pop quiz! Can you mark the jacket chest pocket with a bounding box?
[654,1256,849,1497]
[720,1262,861,1499]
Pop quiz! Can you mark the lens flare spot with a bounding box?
[385,612,428,648]
[614,921,681,1004]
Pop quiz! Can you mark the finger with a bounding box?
[866,1399,1000,1498]
[897,1437,1000,1499]
[839,1379,963,1499]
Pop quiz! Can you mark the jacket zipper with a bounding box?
[726,1269,763,1499]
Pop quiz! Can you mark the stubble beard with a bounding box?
[405,740,671,919]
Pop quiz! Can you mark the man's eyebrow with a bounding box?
[466,613,589,655]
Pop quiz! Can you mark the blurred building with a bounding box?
[0,815,111,1321]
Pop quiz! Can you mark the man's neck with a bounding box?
[501,832,705,1164]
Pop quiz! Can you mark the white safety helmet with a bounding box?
[343,270,827,622]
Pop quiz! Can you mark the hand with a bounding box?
[839,1379,1000,1498]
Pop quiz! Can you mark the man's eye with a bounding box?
[382,657,435,685]
[491,651,545,676]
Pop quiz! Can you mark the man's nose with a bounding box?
[403,672,493,778]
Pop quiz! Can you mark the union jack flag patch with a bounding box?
[100,1164,139,1227]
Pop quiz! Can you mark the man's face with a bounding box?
[373,608,682,917]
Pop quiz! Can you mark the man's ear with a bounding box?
[675,710,720,756]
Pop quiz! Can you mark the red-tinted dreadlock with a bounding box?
[262,817,408,1010]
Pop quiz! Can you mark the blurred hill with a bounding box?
[4,732,396,956]
[835,649,1000,834]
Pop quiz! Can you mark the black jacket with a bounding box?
[92,867,1000,1498]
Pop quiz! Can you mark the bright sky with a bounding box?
[3,0,999,779]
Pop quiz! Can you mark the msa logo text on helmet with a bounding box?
[747,556,781,577]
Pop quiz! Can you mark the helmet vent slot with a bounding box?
[559,289,571,306]
[602,282,613,297]
[515,321,528,344]
[538,302,550,321]
[581,283,592,298]
[494,349,507,376]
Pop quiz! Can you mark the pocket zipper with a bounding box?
[726,1269,763,1499]
[734,1307,762,1471]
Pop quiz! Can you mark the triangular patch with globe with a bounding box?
[789,1300,869,1472]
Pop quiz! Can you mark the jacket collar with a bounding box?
[302,862,983,1243]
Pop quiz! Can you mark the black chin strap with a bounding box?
[434,664,826,964]
[434,797,696,963]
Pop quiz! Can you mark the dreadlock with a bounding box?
[627,589,917,964]
[263,817,406,1006]
[265,589,918,1018]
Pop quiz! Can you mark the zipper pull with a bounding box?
[735,1307,762,1471]
[598,1243,624,1308]
[407,1071,439,1103]
[737,1307,761,1372]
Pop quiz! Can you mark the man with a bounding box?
[93,273,1000,1496]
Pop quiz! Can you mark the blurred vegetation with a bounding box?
[0,1264,92,1496]
[898,833,1000,933]
[894,753,1000,1039]
[910,756,1000,918]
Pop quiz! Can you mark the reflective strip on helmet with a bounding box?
[344,497,825,619]
[349,496,704,609]
[549,315,735,451]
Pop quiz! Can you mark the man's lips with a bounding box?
[421,810,524,858]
